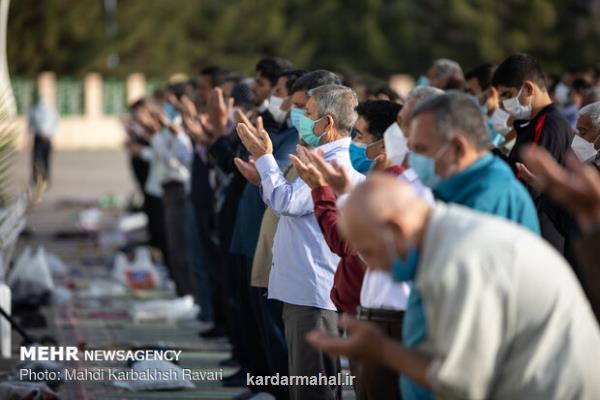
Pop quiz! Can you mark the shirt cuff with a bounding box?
[311,185,336,204]
[255,153,279,176]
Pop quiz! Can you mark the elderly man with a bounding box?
[572,101,600,167]
[424,58,464,90]
[237,84,363,400]
[308,175,600,400]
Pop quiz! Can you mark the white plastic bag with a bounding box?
[7,246,54,290]
[111,247,161,290]
[112,360,194,391]
[130,295,199,323]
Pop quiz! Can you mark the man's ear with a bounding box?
[523,80,536,96]
[452,134,469,158]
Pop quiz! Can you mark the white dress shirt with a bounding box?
[344,167,434,310]
[255,137,363,310]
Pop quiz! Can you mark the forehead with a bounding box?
[255,71,270,83]
[465,78,482,95]
[409,112,442,149]
[291,91,309,108]
[496,85,518,98]
[355,116,369,133]
[576,114,592,127]
[276,76,288,87]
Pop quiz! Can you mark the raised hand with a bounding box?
[236,116,273,158]
[521,145,600,231]
[306,315,385,362]
[180,95,198,117]
[183,115,211,146]
[234,156,261,186]
[289,152,327,189]
[305,148,353,196]
[208,87,234,138]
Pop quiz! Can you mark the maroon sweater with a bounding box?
[311,165,404,314]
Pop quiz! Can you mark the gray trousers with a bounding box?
[282,303,341,400]
[162,181,197,298]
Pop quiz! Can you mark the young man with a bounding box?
[492,53,575,254]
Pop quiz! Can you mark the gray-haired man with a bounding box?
[237,84,363,400]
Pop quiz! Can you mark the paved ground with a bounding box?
[5,150,355,400]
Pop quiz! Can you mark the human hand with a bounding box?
[207,87,234,138]
[306,315,385,362]
[302,146,353,196]
[521,145,600,231]
[183,115,211,146]
[234,156,261,186]
[180,95,198,117]
[289,152,327,189]
[515,162,543,192]
[236,116,273,158]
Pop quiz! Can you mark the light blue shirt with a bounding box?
[255,137,363,310]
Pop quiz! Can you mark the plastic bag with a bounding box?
[112,360,194,391]
[130,295,198,323]
[78,279,127,298]
[112,248,160,290]
[78,207,103,231]
[7,246,54,290]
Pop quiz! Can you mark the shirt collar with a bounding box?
[318,137,351,155]
[434,153,494,200]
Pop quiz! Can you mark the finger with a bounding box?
[289,154,309,174]
[227,97,235,112]
[256,116,270,144]
[310,151,337,176]
[305,331,350,357]
[215,87,224,107]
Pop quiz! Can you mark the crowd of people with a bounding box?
[122,54,600,400]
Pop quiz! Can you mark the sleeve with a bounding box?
[538,116,574,168]
[255,154,314,217]
[169,132,194,168]
[208,133,240,174]
[312,186,353,257]
[419,256,509,399]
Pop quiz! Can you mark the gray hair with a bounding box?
[405,86,445,109]
[308,84,358,135]
[431,58,464,81]
[578,101,600,133]
[411,92,489,151]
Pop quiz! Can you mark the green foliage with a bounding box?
[7,0,600,80]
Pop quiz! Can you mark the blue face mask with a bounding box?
[290,107,304,131]
[391,247,420,282]
[349,143,373,174]
[416,76,430,87]
[298,113,324,148]
[408,152,443,188]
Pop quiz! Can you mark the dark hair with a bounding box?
[200,66,226,87]
[290,69,341,93]
[281,69,308,93]
[224,72,245,85]
[255,57,293,86]
[367,84,401,102]
[355,100,402,140]
[129,98,146,111]
[492,53,547,90]
[465,63,497,91]
[411,92,489,151]
[571,78,591,94]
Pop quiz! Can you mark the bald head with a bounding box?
[339,174,432,270]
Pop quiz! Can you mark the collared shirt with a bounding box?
[416,203,600,399]
[255,137,363,309]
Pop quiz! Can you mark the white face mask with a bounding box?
[268,96,288,124]
[491,108,512,136]
[503,86,532,120]
[384,122,408,165]
[571,135,597,162]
